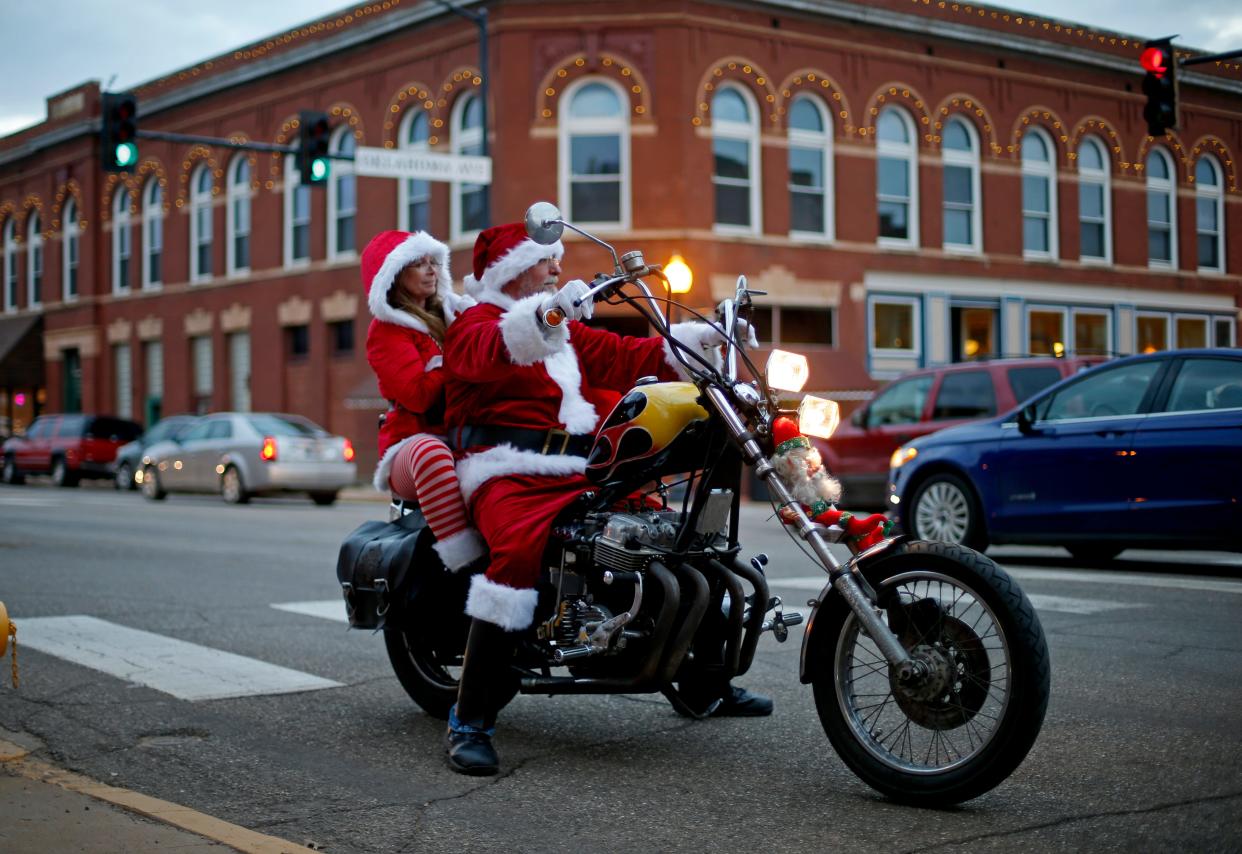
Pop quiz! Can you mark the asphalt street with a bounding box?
[1,481,1240,853]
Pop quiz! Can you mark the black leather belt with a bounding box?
[448,425,594,457]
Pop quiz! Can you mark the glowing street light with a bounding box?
[665,254,693,294]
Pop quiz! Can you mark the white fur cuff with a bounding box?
[466,574,540,631]
[456,444,587,503]
[433,527,488,572]
[499,293,569,366]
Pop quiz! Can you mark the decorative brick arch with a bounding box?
[433,66,483,147]
[220,134,261,193]
[931,93,999,156]
[51,180,85,233]
[328,101,367,144]
[134,160,171,215]
[176,146,220,208]
[535,51,653,127]
[1134,131,1190,181]
[776,69,854,136]
[1068,116,1127,173]
[860,82,934,144]
[0,200,16,235]
[20,195,46,238]
[1008,106,1071,165]
[1187,135,1237,193]
[267,114,301,186]
[381,80,436,148]
[100,174,140,222]
[693,57,780,128]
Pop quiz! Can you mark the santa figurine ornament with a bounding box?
[768,416,894,554]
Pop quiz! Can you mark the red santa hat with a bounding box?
[463,221,564,307]
[362,230,464,333]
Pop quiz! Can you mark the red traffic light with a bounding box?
[1140,47,1169,77]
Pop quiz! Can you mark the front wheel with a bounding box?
[220,466,250,505]
[141,465,167,501]
[810,540,1050,806]
[51,457,79,488]
[2,455,23,485]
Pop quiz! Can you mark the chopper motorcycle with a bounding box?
[339,202,1050,806]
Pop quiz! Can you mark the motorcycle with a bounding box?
[344,202,1050,806]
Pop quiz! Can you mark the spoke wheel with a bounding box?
[911,474,986,549]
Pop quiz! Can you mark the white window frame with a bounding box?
[114,342,132,419]
[2,219,16,312]
[1077,135,1112,265]
[112,188,132,294]
[327,126,357,260]
[869,294,922,357]
[144,339,164,413]
[1135,310,1172,352]
[1071,307,1112,356]
[558,77,631,231]
[1213,316,1236,347]
[1146,147,1178,270]
[283,154,310,268]
[1174,313,1210,348]
[141,178,163,290]
[1025,305,1068,356]
[787,93,833,241]
[26,214,42,309]
[1195,155,1225,274]
[450,93,487,242]
[711,82,762,236]
[192,334,213,414]
[940,116,980,254]
[1021,127,1058,261]
[228,330,251,412]
[226,154,251,277]
[62,198,79,302]
[875,107,919,249]
[397,110,432,233]
[190,164,213,283]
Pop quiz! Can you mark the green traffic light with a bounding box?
[310,157,329,182]
[114,141,138,168]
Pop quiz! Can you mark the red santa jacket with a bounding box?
[368,318,445,456]
[443,291,717,501]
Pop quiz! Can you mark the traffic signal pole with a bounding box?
[431,0,490,226]
[1180,47,1242,67]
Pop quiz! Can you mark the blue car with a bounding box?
[886,348,1242,560]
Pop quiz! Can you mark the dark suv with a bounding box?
[820,357,1107,507]
[1,414,143,487]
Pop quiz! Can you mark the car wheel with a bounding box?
[51,457,79,488]
[1066,544,1124,563]
[909,473,988,551]
[309,490,338,506]
[2,455,24,485]
[220,466,250,505]
[114,461,135,491]
[141,465,167,501]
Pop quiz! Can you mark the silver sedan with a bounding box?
[140,412,357,505]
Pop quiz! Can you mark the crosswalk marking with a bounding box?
[271,600,348,623]
[1006,567,1242,595]
[17,615,342,701]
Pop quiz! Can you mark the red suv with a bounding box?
[820,357,1107,508]
[2,414,143,487]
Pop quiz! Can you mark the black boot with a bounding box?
[445,618,515,776]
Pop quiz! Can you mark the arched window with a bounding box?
[284,153,310,267]
[226,154,251,276]
[398,110,431,232]
[112,188,132,293]
[142,178,163,289]
[788,94,832,239]
[876,107,918,247]
[1196,155,1225,273]
[328,127,356,258]
[451,93,487,239]
[559,78,629,228]
[190,165,213,282]
[2,219,16,311]
[1077,136,1111,263]
[63,198,80,302]
[26,214,42,308]
[1146,147,1177,267]
[712,84,761,232]
[1021,128,1057,259]
[941,117,980,252]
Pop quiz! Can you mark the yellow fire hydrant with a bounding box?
[0,600,16,688]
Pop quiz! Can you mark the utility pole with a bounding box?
[432,0,491,226]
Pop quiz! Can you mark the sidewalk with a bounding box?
[0,731,313,854]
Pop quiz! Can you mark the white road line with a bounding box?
[17,615,342,701]
[1007,568,1242,595]
[1025,594,1143,615]
[0,496,60,506]
[271,600,348,623]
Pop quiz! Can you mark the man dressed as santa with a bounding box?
[440,221,771,775]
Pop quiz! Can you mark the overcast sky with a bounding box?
[2,0,1239,138]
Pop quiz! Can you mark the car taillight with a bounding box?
[342,438,355,462]
[260,436,277,462]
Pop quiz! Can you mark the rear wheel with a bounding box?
[114,461,136,491]
[309,490,338,506]
[51,458,79,488]
[220,466,250,505]
[909,473,987,550]
[141,465,167,501]
[2,455,24,485]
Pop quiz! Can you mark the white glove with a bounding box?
[706,317,758,349]
[539,278,594,326]
[425,355,443,371]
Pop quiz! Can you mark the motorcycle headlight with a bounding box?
[766,349,809,393]
[797,395,840,439]
[890,446,918,470]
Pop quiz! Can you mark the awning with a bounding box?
[0,314,43,388]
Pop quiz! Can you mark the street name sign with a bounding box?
[354,146,492,184]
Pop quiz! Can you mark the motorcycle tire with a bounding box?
[809,539,1049,806]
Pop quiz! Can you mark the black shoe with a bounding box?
[712,685,774,717]
[445,727,500,776]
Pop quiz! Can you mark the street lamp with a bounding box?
[665,254,693,294]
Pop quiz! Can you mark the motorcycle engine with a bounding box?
[592,510,681,572]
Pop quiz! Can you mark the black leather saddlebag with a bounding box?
[336,511,435,629]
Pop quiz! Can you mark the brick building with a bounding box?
[1,0,1239,479]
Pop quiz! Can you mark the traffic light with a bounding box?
[100,92,139,173]
[296,111,331,185]
[1140,39,1178,137]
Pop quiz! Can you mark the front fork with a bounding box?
[703,387,920,682]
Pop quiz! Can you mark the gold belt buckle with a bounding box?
[541,428,571,455]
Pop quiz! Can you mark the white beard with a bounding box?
[771,444,841,508]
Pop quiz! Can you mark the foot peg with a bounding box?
[759,595,803,642]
